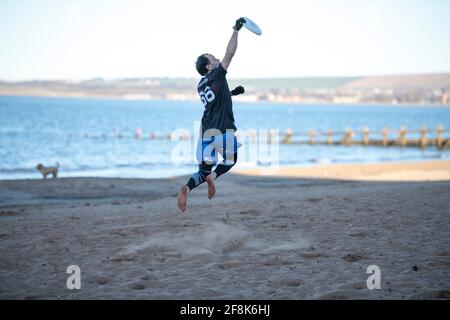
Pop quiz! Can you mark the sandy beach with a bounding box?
[0,160,449,300]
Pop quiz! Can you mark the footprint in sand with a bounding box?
[239,209,260,216]
[272,277,305,288]
[338,281,367,290]
[348,232,368,238]
[0,210,18,216]
[317,290,362,300]
[221,237,247,254]
[85,275,112,285]
[307,198,323,203]
[128,279,164,290]
[110,254,138,262]
[408,290,450,300]
[300,252,324,259]
[129,282,146,290]
[343,253,366,262]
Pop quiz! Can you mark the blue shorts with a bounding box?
[196,132,238,165]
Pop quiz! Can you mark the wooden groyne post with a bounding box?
[283,128,293,144]
[343,128,353,145]
[363,127,369,146]
[309,129,316,145]
[420,126,427,148]
[437,124,443,148]
[399,127,407,147]
[382,128,389,146]
[327,129,333,145]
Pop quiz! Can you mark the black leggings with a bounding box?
[186,152,238,191]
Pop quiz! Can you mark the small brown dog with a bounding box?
[36,162,59,179]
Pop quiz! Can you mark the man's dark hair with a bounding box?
[195,54,210,76]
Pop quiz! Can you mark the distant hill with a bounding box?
[341,73,450,89]
[0,73,449,105]
[0,76,363,98]
[153,74,450,90]
[227,77,360,90]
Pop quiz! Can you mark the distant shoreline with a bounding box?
[0,93,448,108]
[1,73,449,106]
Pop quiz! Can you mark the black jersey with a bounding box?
[197,63,236,135]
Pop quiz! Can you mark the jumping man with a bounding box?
[177,17,246,212]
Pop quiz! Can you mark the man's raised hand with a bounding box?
[233,18,246,31]
[231,86,245,96]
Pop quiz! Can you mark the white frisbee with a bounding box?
[242,17,262,35]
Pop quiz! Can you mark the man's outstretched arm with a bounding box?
[221,18,245,71]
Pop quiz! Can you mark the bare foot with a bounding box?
[205,174,216,199]
[177,186,188,212]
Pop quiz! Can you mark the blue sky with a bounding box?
[1,0,450,80]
